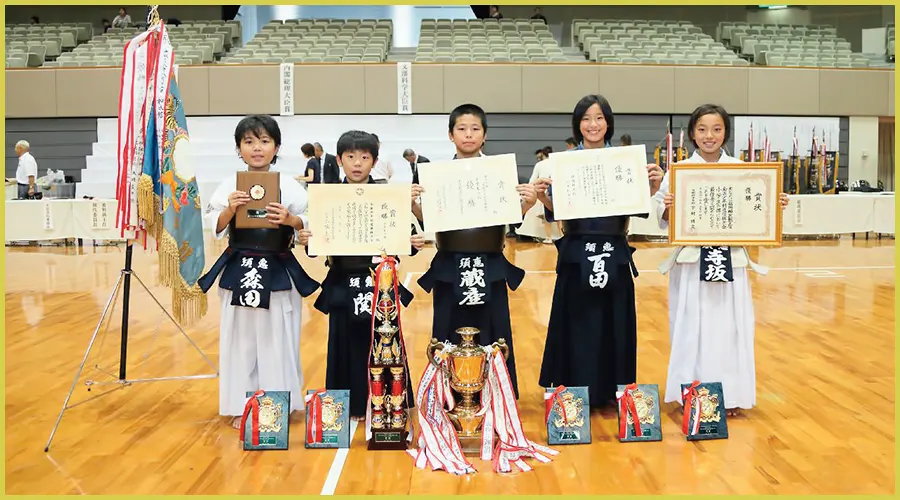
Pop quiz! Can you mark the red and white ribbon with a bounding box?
[543,385,569,427]
[240,389,266,446]
[480,349,558,473]
[305,388,327,444]
[616,383,643,439]
[406,346,476,475]
[681,380,701,436]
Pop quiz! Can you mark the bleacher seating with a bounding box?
[572,19,744,66]
[414,18,569,63]
[220,19,392,64]
[718,21,893,68]
[40,20,241,67]
[5,22,92,67]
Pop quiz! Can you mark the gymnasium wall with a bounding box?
[4,114,851,186]
[5,64,894,118]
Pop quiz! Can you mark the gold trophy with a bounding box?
[427,327,509,455]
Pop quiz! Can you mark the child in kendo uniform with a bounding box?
[298,130,425,420]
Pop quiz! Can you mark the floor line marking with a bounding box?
[319,419,358,495]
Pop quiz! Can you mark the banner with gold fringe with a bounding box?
[116,13,207,326]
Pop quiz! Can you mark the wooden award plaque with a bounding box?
[236,171,280,229]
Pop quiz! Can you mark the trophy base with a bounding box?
[457,434,482,456]
[367,429,409,450]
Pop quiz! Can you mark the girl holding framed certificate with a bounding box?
[654,103,789,416]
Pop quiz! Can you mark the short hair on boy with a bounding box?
[565,137,577,147]
[336,130,379,162]
[234,114,282,164]
[448,103,488,132]
[687,103,731,148]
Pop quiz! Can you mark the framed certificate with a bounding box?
[668,162,783,247]
[547,144,652,220]
[417,153,523,233]
[307,183,412,256]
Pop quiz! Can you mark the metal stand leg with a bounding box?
[44,244,218,452]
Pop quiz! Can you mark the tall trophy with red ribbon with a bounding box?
[366,253,411,450]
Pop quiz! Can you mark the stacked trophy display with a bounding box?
[367,256,411,450]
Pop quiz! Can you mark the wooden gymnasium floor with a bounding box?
[4,235,895,495]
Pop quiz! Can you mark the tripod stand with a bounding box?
[44,242,218,452]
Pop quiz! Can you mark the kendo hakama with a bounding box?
[313,253,417,418]
[198,221,320,416]
[417,225,525,397]
[538,206,645,408]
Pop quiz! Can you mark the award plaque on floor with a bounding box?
[241,390,291,451]
[615,384,663,443]
[544,385,591,445]
[680,381,729,441]
[305,389,351,449]
[236,170,280,229]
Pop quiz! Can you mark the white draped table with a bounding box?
[626,192,894,237]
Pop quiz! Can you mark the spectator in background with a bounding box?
[15,140,38,200]
[564,137,577,150]
[620,133,632,146]
[489,5,503,19]
[402,148,429,184]
[30,16,39,24]
[101,19,111,33]
[531,8,547,24]
[296,142,320,184]
[370,134,395,183]
[314,142,340,184]
[112,8,132,29]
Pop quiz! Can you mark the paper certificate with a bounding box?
[307,184,412,256]
[417,153,523,233]
[668,162,783,246]
[547,144,652,220]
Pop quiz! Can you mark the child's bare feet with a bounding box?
[351,416,365,422]
[726,409,741,417]
[231,416,242,429]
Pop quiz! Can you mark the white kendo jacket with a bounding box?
[653,150,768,276]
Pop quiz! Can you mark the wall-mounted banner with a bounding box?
[280,63,295,116]
[397,62,412,115]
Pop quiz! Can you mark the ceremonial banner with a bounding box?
[547,144,652,221]
[116,21,208,326]
[668,162,783,247]
[397,62,412,114]
[280,62,294,116]
[307,184,412,256]
[417,153,522,233]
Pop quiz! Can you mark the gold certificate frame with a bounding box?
[307,183,412,256]
[668,162,783,247]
